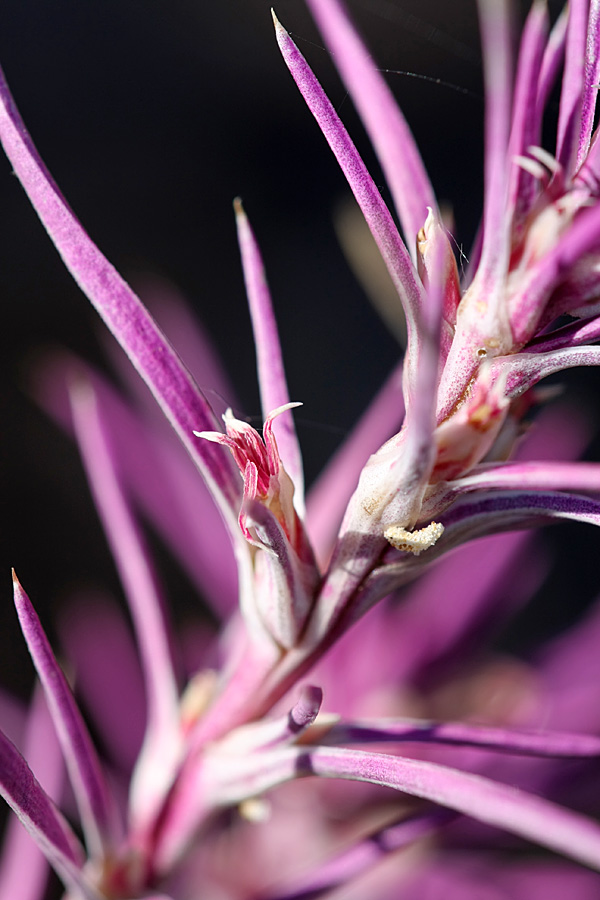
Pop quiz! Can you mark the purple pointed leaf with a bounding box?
[536,6,568,118]
[579,0,600,164]
[508,199,600,344]
[454,460,600,495]
[272,12,425,346]
[304,0,438,254]
[474,0,513,299]
[234,199,305,510]
[498,345,600,396]
[69,380,179,738]
[12,573,117,859]
[268,808,455,900]
[327,717,600,758]
[507,0,549,229]
[36,352,238,616]
[0,688,63,900]
[68,381,182,830]
[556,0,588,171]
[0,727,96,898]
[206,745,600,871]
[0,64,241,524]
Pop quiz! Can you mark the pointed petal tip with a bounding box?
[233,196,245,219]
[271,8,281,29]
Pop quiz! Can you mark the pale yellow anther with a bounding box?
[384,521,444,556]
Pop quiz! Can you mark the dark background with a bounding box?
[0,0,595,709]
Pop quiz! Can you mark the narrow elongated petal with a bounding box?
[0,65,242,523]
[36,354,238,615]
[537,6,568,117]
[269,809,455,900]
[206,745,600,871]
[352,491,600,618]
[474,0,513,300]
[69,381,181,829]
[0,688,63,900]
[272,12,425,344]
[12,573,117,859]
[556,0,588,171]
[454,460,600,494]
[327,718,600,758]
[499,345,600,396]
[579,0,600,164]
[235,199,305,511]
[304,0,438,254]
[507,0,549,229]
[0,728,95,898]
[530,312,600,352]
[440,489,600,545]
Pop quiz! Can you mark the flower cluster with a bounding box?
[3,0,600,898]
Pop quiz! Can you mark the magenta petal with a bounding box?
[0,688,63,900]
[0,727,92,897]
[37,353,237,616]
[235,199,305,510]
[556,0,588,171]
[537,6,568,117]
[304,0,438,252]
[69,381,179,740]
[68,381,181,830]
[454,460,600,495]
[0,65,241,523]
[507,0,549,229]
[474,0,513,296]
[12,572,117,859]
[327,718,600,758]
[440,489,600,546]
[272,13,425,344]
[578,0,600,164]
[499,345,600,396]
[270,808,454,900]
[207,745,600,871]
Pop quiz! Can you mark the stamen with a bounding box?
[384,521,444,555]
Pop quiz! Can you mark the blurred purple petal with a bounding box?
[556,0,588,171]
[0,64,242,522]
[0,727,91,897]
[0,687,63,900]
[68,380,181,829]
